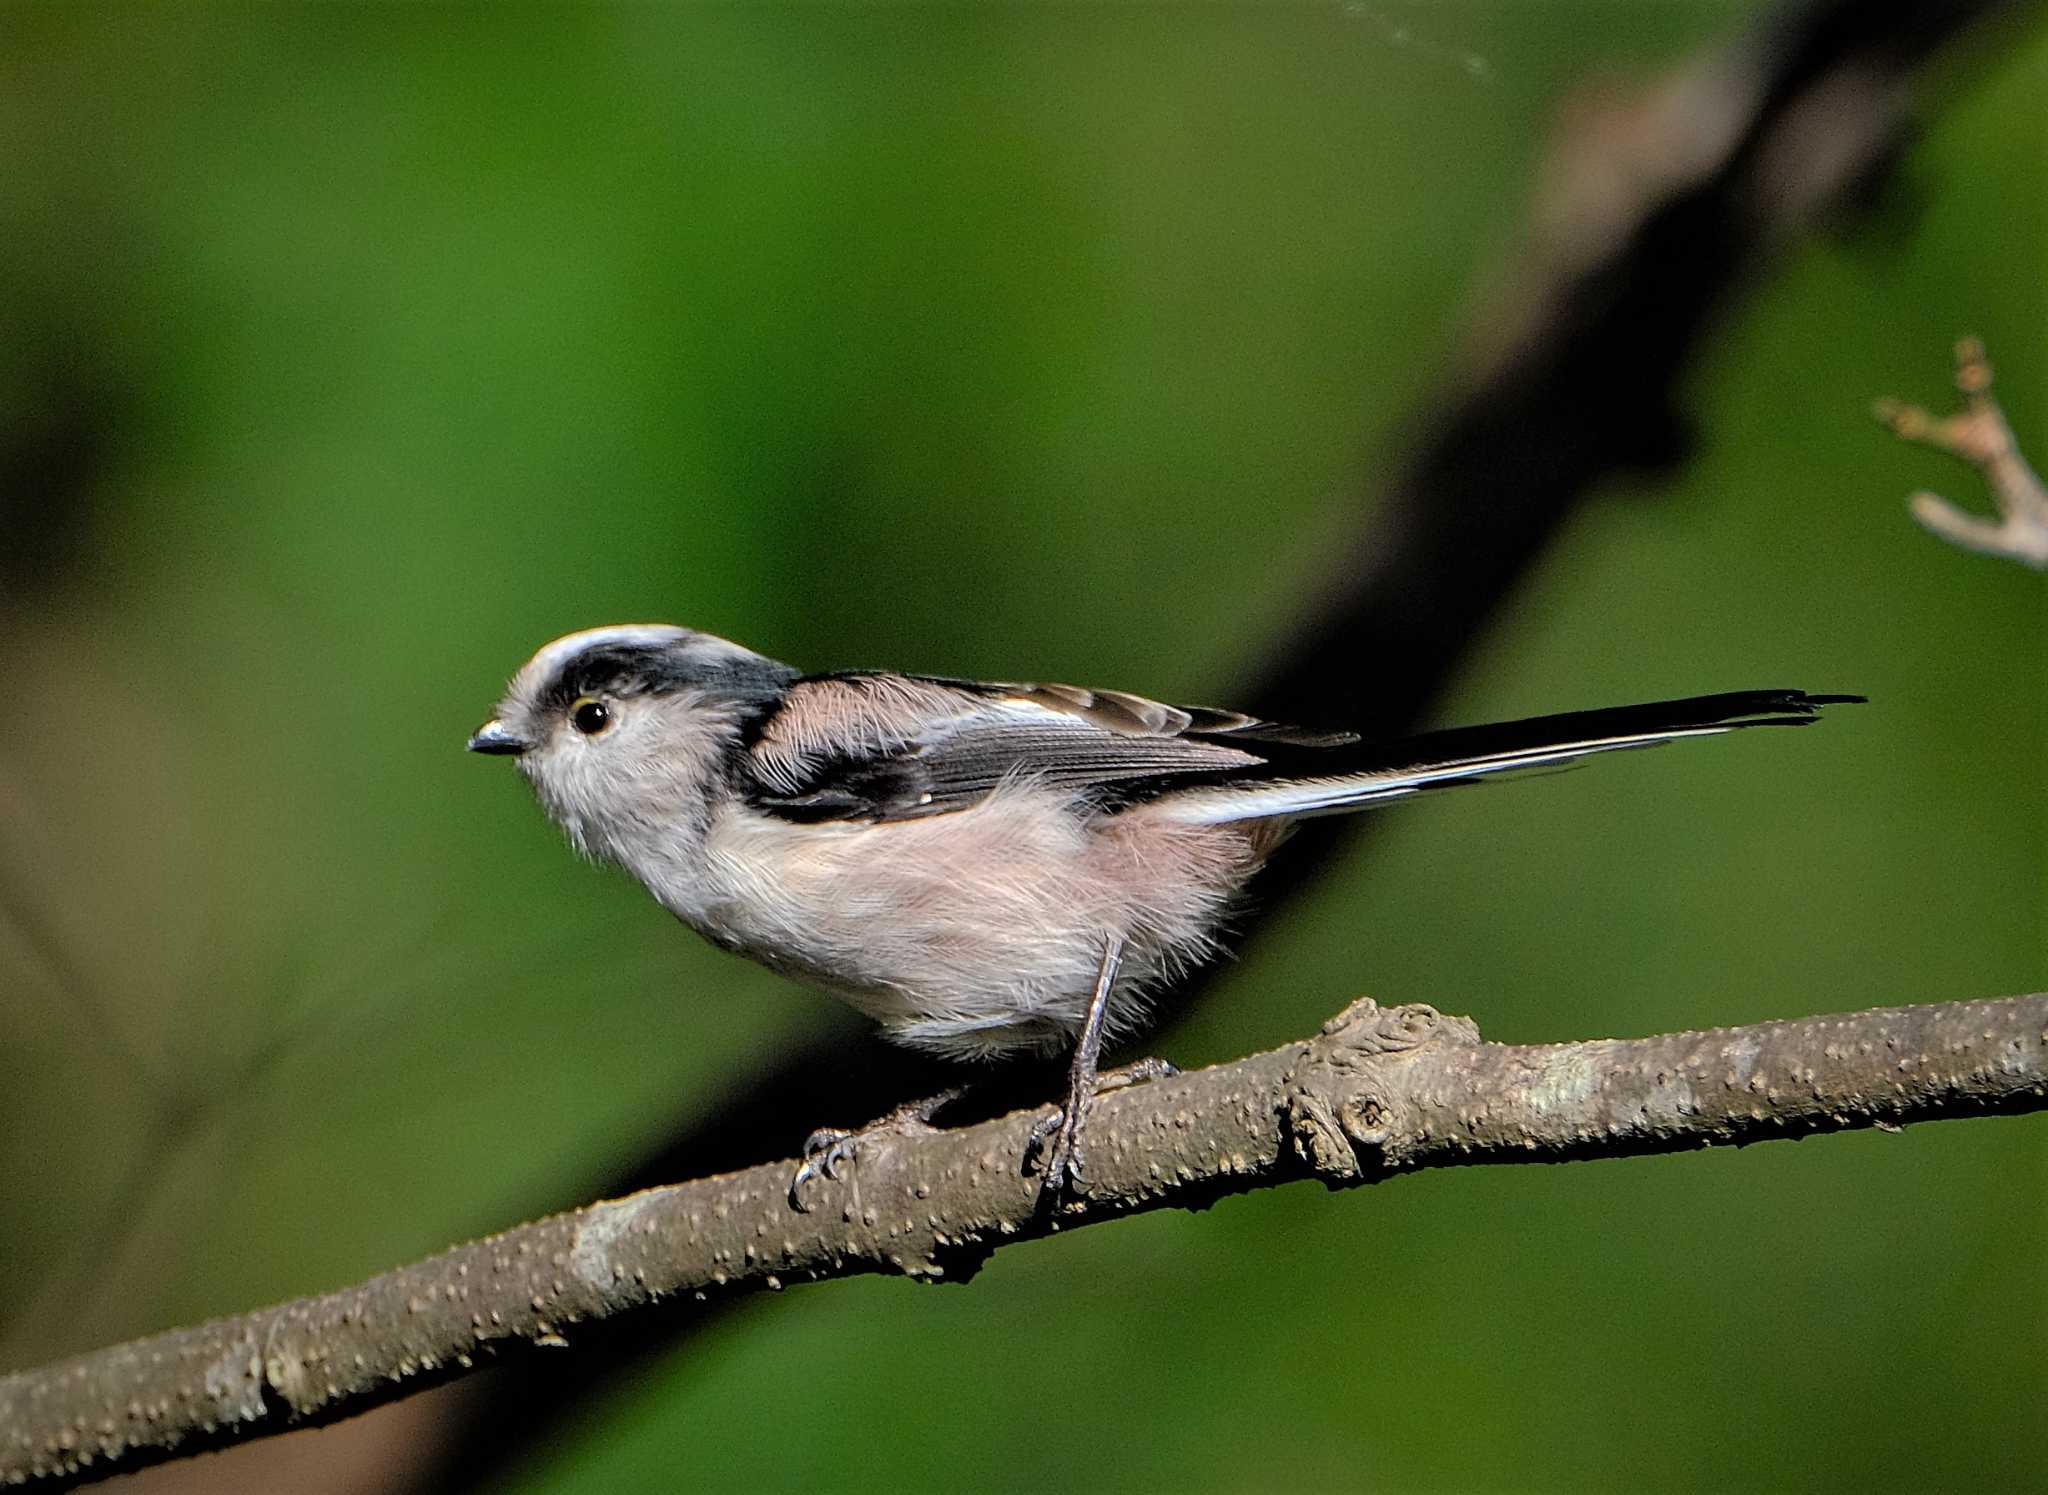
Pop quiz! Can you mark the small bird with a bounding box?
[468,624,1856,1202]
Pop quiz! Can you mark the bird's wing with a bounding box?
[743,673,1356,822]
[746,679,1860,826]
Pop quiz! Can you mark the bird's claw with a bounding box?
[787,1086,969,1213]
[787,1128,861,1208]
[803,1126,862,1178]
[1023,1105,1079,1194]
[1023,1056,1178,1204]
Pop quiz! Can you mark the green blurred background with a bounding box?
[1,4,2041,1491]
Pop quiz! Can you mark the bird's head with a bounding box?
[468,623,796,863]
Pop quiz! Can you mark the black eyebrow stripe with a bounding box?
[536,643,691,713]
[536,644,797,716]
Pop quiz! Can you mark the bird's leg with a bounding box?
[788,1085,970,1213]
[1022,1053,1181,1191]
[1029,933,1127,1199]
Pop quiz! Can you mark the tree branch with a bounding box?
[6,990,2044,1489]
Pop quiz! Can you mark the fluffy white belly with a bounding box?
[687,782,1259,1060]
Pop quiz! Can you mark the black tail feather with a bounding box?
[1336,688,1865,778]
[1148,689,1863,823]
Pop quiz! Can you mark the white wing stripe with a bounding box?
[1152,726,1734,825]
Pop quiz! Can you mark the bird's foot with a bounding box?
[1024,1056,1179,1203]
[788,1086,970,1212]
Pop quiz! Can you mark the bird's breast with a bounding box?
[682,784,1263,1059]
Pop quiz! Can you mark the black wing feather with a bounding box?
[746,680,1860,825]
[750,713,1273,822]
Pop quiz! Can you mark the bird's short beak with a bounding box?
[467,720,530,756]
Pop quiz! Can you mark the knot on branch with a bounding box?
[1316,996,1475,1059]
[1282,998,1480,1182]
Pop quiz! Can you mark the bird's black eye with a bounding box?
[570,697,613,736]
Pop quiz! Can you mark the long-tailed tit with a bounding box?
[469,624,1857,1202]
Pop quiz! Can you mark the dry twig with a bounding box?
[1876,337,2048,567]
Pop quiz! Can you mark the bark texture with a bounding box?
[6,990,2044,1490]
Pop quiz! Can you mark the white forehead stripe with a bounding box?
[524,624,695,683]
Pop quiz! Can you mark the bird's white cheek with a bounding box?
[525,738,710,878]
[520,753,610,862]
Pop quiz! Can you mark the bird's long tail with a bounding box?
[1155,690,1862,825]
